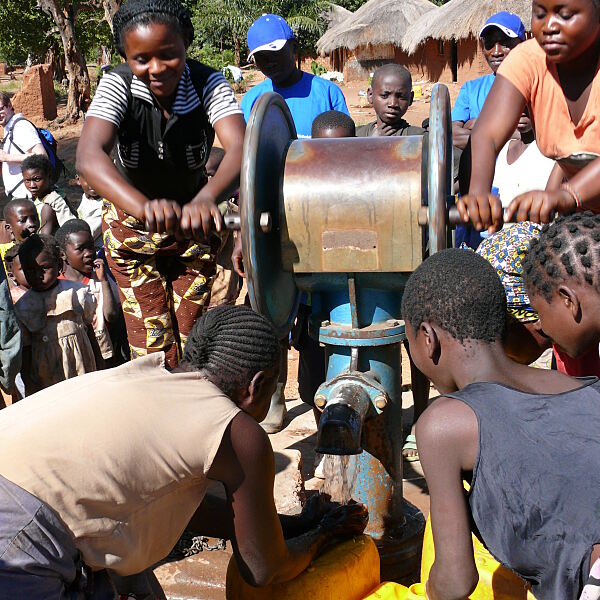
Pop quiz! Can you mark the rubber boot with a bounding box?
[260,342,288,434]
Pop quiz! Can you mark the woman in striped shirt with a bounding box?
[76,0,245,368]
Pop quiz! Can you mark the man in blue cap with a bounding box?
[452,11,525,151]
[241,14,350,139]
[239,14,350,434]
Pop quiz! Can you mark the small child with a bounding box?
[0,198,40,270]
[75,172,103,250]
[523,212,600,377]
[14,234,97,395]
[56,219,120,367]
[3,244,29,304]
[356,64,423,138]
[22,155,73,235]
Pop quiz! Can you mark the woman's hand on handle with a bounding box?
[455,193,504,233]
[180,191,223,241]
[504,189,577,224]
[144,199,182,235]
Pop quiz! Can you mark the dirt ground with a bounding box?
[1,68,452,598]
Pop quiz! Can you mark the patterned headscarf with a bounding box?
[476,222,542,323]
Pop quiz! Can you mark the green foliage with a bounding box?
[190,0,332,65]
[188,46,236,71]
[335,0,367,10]
[0,0,54,65]
[310,60,326,75]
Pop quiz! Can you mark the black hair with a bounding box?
[2,198,36,221]
[22,154,53,177]
[523,212,600,302]
[372,63,412,89]
[55,218,92,251]
[18,233,61,266]
[113,0,194,58]
[402,248,507,343]
[181,305,280,398]
[311,110,356,137]
[3,243,20,266]
[0,92,11,108]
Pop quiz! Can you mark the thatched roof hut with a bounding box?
[317,0,438,55]
[403,0,533,54]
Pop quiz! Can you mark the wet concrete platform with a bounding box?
[155,348,431,599]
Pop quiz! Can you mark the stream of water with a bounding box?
[320,454,358,504]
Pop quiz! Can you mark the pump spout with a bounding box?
[315,382,371,455]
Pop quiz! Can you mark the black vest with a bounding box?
[111,61,215,204]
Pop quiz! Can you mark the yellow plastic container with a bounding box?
[420,517,536,599]
[226,535,380,600]
[363,581,420,599]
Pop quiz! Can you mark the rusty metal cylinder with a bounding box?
[280,136,425,273]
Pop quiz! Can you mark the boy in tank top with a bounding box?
[402,248,600,600]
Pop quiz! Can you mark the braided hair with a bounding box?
[113,0,194,58]
[523,212,600,302]
[181,305,280,398]
[55,219,92,251]
[402,248,507,343]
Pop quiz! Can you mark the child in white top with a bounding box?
[75,173,103,250]
[21,155,73,234]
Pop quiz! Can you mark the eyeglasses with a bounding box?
[482,33,521,51]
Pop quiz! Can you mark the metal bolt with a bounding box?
[314,395,327,409]
[374,395,387,410]
[321,320,330,327]
[259,212,272,233]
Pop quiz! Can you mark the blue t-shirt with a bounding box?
[451,74,495,123]
[241,72,349,138]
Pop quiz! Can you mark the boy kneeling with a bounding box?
[403,249,600,600]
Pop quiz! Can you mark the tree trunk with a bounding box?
[102,0,121,33]
[233,33,241,67]
[38,0,90,122]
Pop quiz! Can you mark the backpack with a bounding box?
[3,117,65,197]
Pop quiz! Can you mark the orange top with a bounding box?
[498,39,600,160]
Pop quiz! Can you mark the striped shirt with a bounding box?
[87,64,241,128]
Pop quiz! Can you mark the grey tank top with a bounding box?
[448,377,600,600]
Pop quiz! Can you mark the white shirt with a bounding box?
[1,113,42,197]
[492,140,556,208]
[77,194,103,248]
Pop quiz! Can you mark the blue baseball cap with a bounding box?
[480,11,525,41]
[247,14,295,59]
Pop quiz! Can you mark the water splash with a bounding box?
[320,454,358,504]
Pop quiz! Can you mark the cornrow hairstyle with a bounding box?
[18,233,61,268]
[2,198,36,221]
[3,243,20,266]
[181,305,280,399]
[113,0,194,58]
[55,218,92,251]
[311,110,356,138]
[523,211,600,302]
[402,248,507,343]
[22,154,53,177]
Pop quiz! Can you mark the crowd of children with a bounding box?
[1,0,600,597]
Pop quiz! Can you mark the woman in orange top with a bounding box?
[457,0,600,230]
